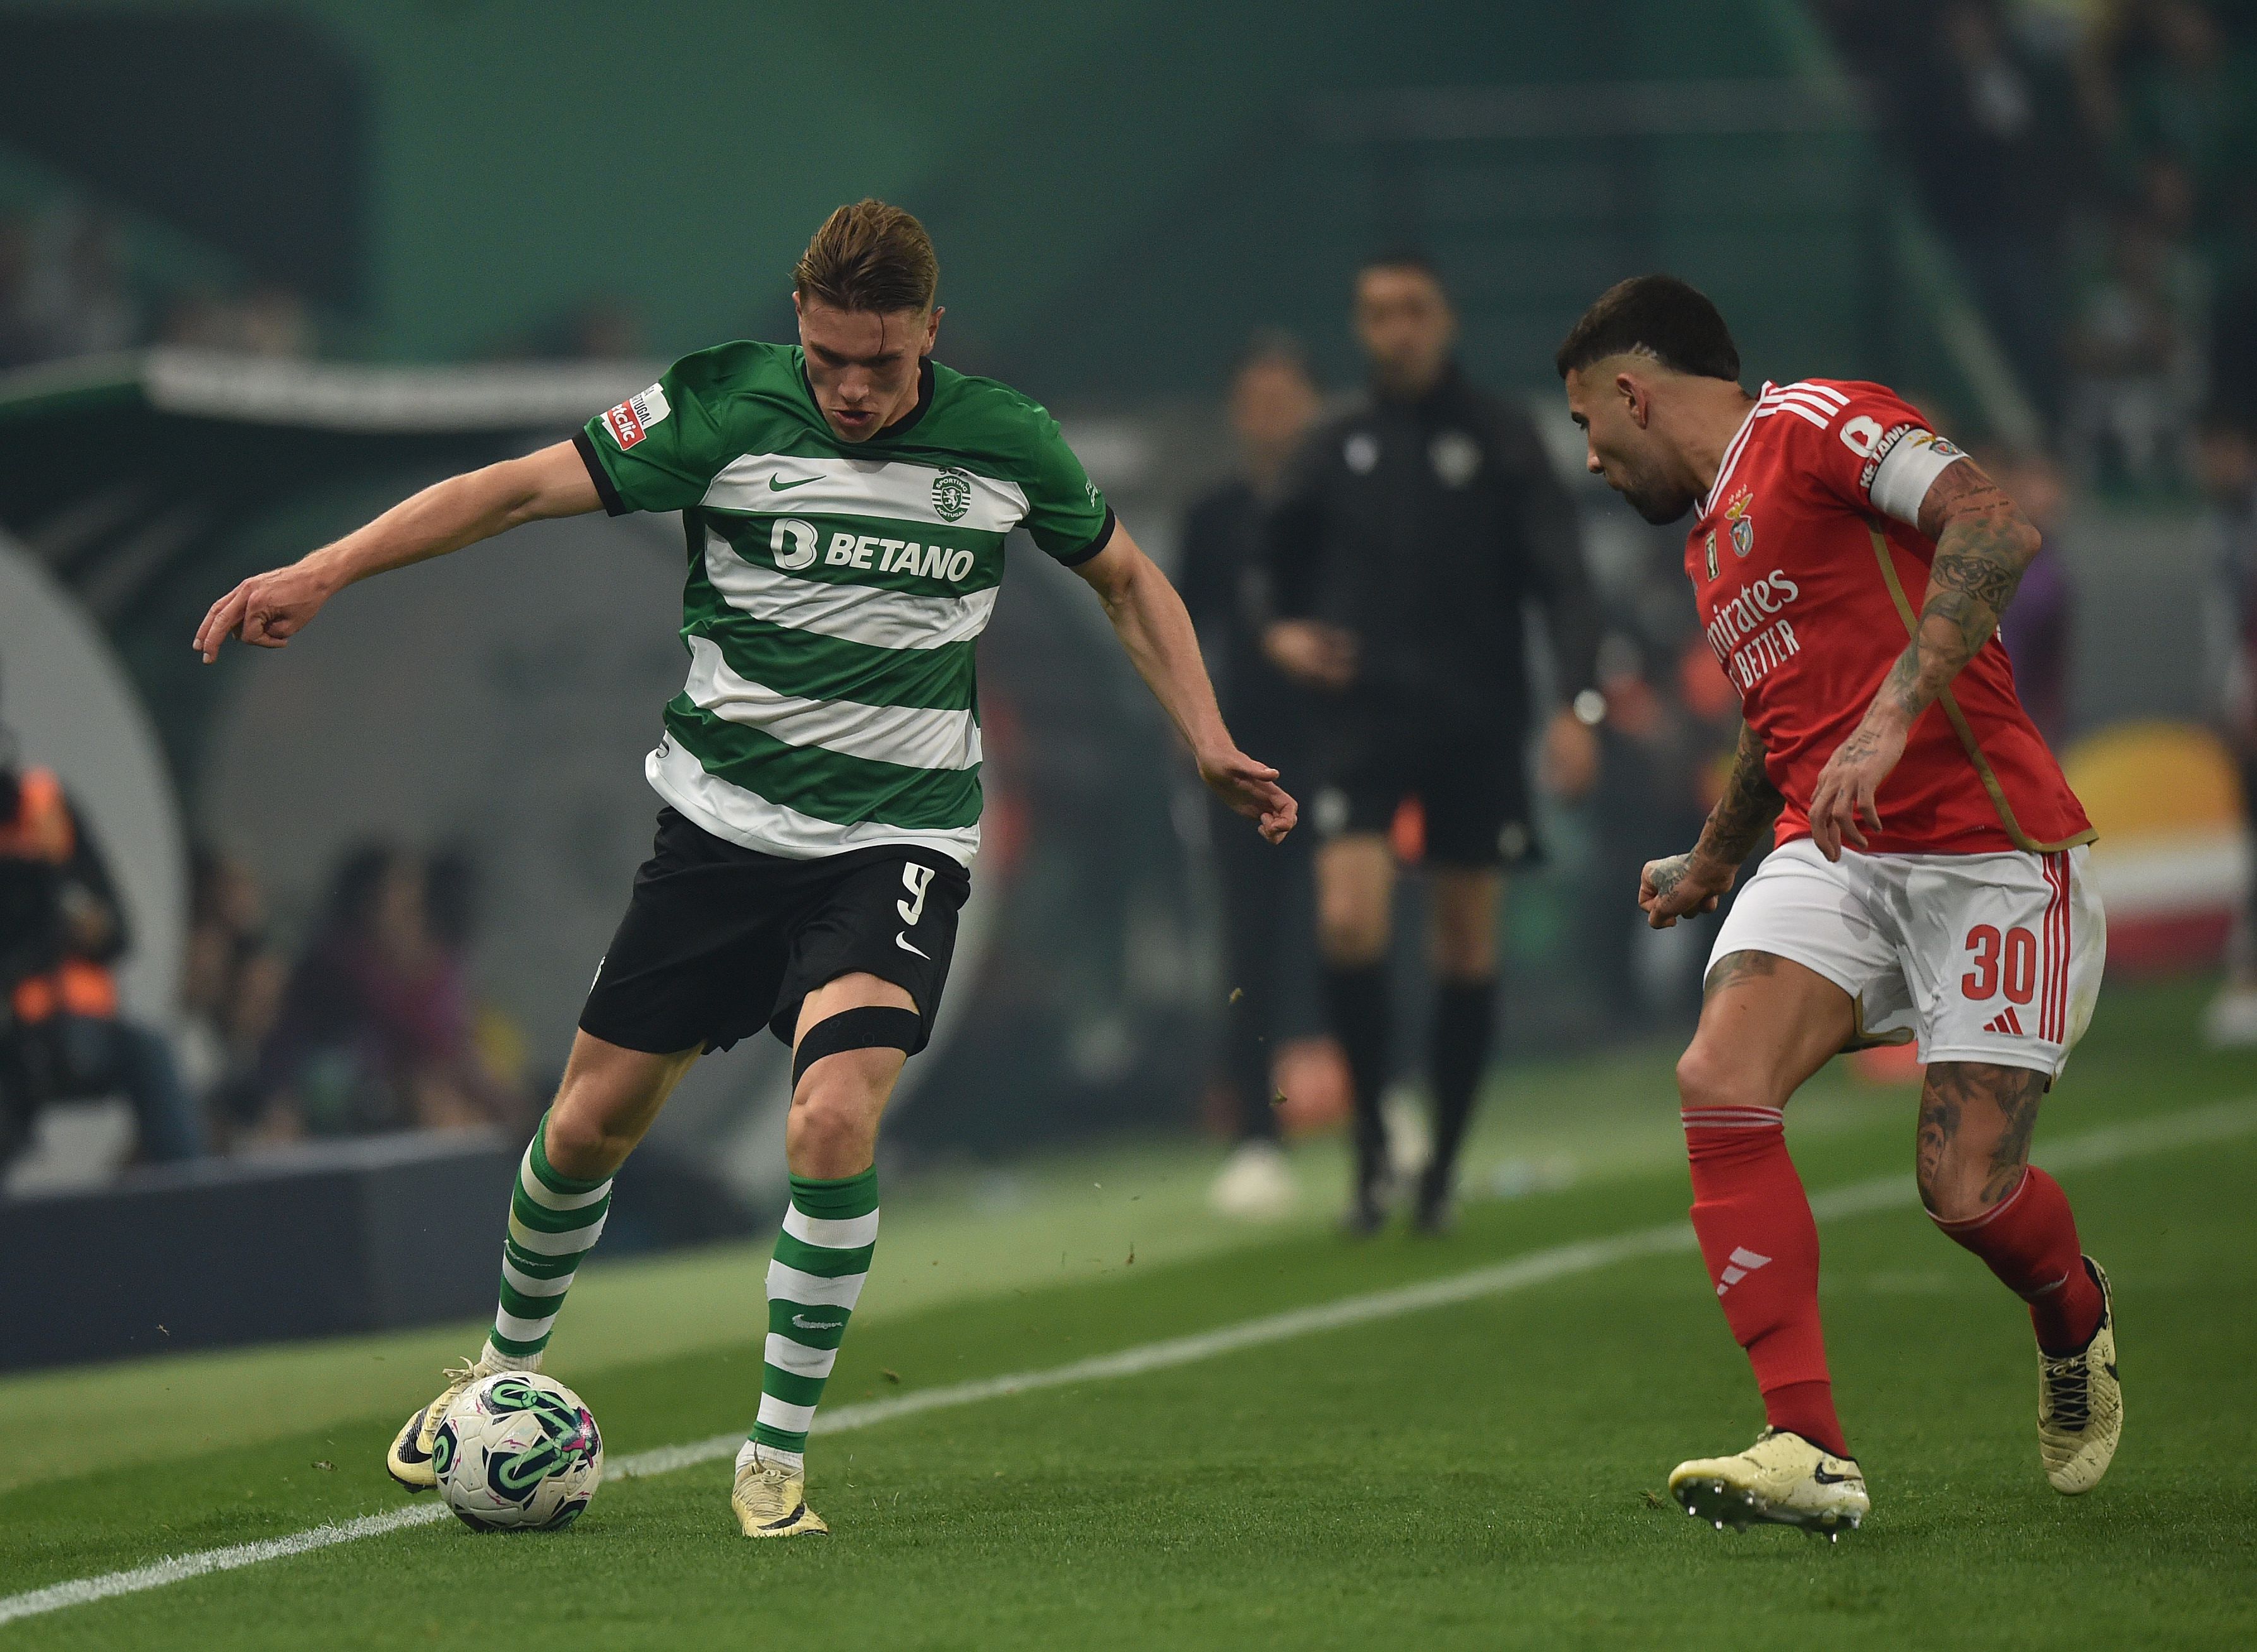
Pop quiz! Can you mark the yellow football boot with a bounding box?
[1669,1427,1869,1540]
[384,1354,502,1491]
[2039,1257,2121,1495]
[732,1451,830,1538]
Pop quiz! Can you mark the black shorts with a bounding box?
[1311,722,1535,869]
[579,809,971,1056]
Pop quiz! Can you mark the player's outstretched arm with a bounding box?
[194,440,602,662]
[1807,460,2040,858]
[1640,721,1782,929]
[1070,523,1299,845]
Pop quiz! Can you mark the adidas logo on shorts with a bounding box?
[1983,1007,2027,1037]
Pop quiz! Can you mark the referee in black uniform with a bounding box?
[1263,253,1602,1232]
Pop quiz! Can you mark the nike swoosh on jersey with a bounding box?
[896,933,929,959]
[768,475,819,491]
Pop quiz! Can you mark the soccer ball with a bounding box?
[433,1372,603,1532]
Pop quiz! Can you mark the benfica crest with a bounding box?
[1724,489,1755,557]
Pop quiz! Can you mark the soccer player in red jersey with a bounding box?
[1556,276,2119,1537]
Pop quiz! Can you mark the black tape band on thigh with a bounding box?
[792,1006,924,1088]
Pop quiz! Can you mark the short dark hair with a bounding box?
[1554,275,1741,382]
[1357,249,1445,292]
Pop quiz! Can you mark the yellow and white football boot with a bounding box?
[2039,1257,2121,1495]
[1668,1427,1869,1540]
[385,1353,506,1491]
[732,1450,829,1538]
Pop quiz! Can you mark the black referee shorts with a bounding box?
[1311,720,1535,869]
[579,809,970,1056]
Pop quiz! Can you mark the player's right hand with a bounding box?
[1638,851,1730,930]
[1261,619,1357,692]
[194,561,336,662]
[1198,747,1299,845]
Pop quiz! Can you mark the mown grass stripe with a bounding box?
[4,1096,2248,1630]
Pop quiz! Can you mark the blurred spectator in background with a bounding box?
[20,211,140,361]
[1906,0,2080,408]
[176,847,283,1143]
[1823,0,2257,488]
[423,845,534,1115]
[2063,199,2209,487]
[1181,333,1325,1220]
[1265,253,1601,1233]
[155,284,314,357]
[2085,0,2256,221]
[251,843,526,1141]
[0,196,321,371]
[492,295,651,362]
[1987,446,2080,744]
[0,214,43,371]
[2196,405,2257,1045]
[1,675,201,1170]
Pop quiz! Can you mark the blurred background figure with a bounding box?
[20,211,141,362]
[1988,446,2080,748]
[2063,197,2208,489]
[1263,254,1600,1233]
[2198,404,2257,1045]
[1181,333,1327,1220]
[175,848,283,1148]
[1,677,200,1170]
[249,843,528,1143]
[0,213,42,371]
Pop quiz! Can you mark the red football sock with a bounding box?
[1683,1106,1849,1459]
[1931,1167,2102,1355]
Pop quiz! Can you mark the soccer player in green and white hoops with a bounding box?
[193,199,1298,1538]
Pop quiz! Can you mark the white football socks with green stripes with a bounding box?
[741,1167,879,1474]
[482,1113,613,1372]
[480,1119,877,1474]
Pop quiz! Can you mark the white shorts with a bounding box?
[1709,838,2107,1077]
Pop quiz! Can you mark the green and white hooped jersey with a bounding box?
[576,341,1113,865]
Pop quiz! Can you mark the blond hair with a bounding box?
[794,199,938,314]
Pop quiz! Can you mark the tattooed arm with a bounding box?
[1807,460,2041,861]
[1639,720,1784,929]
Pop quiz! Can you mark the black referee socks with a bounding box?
[1427,979,1498,1193]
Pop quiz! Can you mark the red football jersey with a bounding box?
[1686,379,2093,856]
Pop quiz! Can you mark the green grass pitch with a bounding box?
[1,978,2251,1649]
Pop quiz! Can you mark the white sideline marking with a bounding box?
[5,1096,2251,1628]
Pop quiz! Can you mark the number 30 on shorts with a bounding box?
[1962,924,2038,1004]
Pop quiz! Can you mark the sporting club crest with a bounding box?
[931,468,972,523]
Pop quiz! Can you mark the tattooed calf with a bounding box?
[1916,1061,2047,1215]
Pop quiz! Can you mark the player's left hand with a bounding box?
[1200,749,1299,845]
[1542,707,1600,801]
[1808,715,1909,862]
